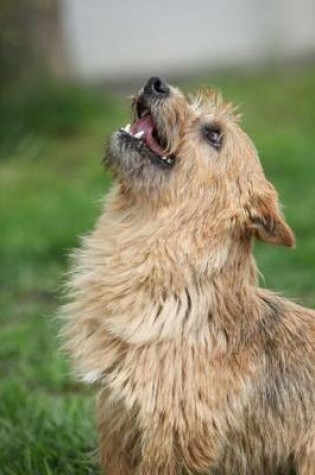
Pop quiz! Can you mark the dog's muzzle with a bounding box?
[118,77,175,168]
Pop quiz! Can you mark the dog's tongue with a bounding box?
[131,115,165,156]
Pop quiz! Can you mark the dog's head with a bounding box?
[106,77,294,248]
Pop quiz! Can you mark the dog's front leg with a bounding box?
[98,391,138,475]
[99,427,134,475]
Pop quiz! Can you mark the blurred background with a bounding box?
[1,1,315,473]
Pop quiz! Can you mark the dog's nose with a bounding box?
[144,77,170,96]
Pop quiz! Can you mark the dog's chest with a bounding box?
[106,339,253,464]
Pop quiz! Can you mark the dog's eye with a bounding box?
[203,125,222,149]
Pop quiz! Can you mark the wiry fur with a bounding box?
[61,81,315,474]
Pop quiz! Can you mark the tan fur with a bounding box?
[61,81,315,474]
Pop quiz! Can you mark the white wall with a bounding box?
[61,0,315,80]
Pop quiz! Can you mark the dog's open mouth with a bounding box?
[119,99,175,168]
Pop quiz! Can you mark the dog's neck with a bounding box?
[105,185,258,286]
[95,186,260,345]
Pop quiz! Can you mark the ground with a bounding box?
[1,67,315,474]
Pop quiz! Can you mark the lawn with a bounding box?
[1,67,315,474]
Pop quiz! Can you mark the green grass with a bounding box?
[1,67,315,473]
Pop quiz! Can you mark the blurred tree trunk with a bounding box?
[0,0,69,89]
[32,0,69,78]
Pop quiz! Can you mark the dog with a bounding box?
[61,77,315,474]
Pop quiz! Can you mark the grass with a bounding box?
[1,67,315,473]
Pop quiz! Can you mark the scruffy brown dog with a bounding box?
[61,77,315,474]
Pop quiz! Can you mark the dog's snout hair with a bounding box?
[60,80,315,475]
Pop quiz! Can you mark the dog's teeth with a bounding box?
[163,157,173,164]
[134,131,144,139]
[124,124,131,133]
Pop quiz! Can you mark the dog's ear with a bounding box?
[245,190,295,248]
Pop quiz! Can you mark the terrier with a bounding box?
[61,77,315,474]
